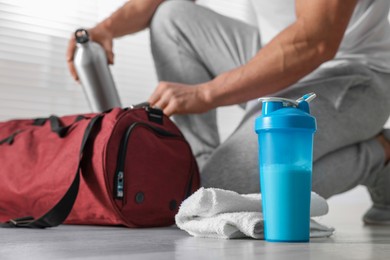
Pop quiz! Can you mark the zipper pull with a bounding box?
[116,171,124,198]
[129,102,150,109]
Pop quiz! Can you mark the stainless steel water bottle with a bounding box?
[74,28,122,112]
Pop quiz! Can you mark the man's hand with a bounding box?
[148,82,212,116]
[66,27,114,82]
[66,0,166,83]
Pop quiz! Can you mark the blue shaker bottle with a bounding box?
[254,93,317,242]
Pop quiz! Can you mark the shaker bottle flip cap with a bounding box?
[255,93,317,132]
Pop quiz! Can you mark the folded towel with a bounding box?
[175,188,334,239]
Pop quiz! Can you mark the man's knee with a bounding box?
[150,0,192,36]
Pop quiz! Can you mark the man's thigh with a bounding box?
[150,0,261,78]
[287,63,390,160]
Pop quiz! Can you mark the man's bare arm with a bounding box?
[96,0,166,38]
[203,0,358,107]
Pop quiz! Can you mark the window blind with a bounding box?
[0,0,253,140]
[0,0,157,118]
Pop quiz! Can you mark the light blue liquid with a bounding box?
[260,164,312,242]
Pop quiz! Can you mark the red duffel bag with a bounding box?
[0,104,200,228]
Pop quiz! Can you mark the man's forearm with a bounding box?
[95,0,165,38]
[204,23,333,107]
[203,0,357,108]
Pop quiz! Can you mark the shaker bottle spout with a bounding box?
[296,93,317,103]
[296,93,316,113]
[258,93,317,115]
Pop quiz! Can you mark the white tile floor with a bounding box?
[1,187,389,260]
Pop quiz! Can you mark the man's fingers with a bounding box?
[66,35,76,62]
[163,103,175,117]
[148,92,158,106]
[67,60,79,82]
[66,35,79,81]
[153,98,169,111]
[106,50,114,65]
[148,85,164,106]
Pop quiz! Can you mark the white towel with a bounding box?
[175,187,334,239]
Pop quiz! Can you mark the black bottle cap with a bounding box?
[75,29,89,44]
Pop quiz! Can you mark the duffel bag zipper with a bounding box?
[114,122,180,200]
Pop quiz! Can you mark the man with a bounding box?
[67,0,390,224]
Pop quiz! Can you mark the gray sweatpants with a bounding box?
[149,1,390,198]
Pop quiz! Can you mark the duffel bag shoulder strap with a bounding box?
[0,115,102,228]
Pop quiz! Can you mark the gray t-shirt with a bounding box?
[250,0,390,73]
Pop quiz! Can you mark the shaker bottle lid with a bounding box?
[75,29,89,44]
[255,93,317,132]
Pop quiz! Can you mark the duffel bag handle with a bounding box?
[49,115,86,138]
[0,130,22,145]
[0,115,102,228]
[0,115,86,146]
[32,115,86,137]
